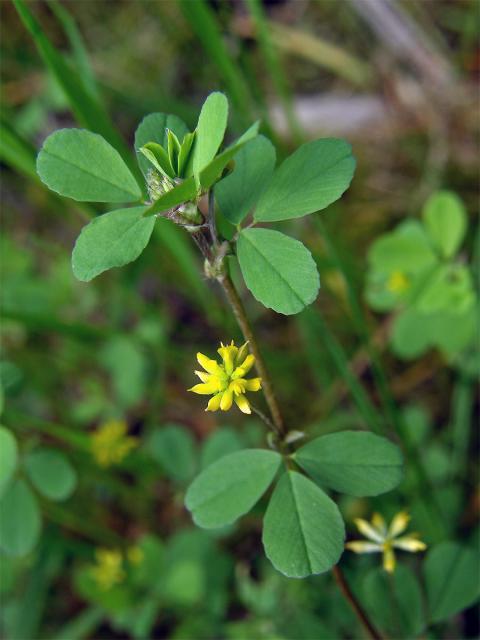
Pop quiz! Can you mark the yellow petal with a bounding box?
[354,518,384,543]
[388,511,410,538]
[244,377,262,392]
[239,354,255,374]
[220,389,233,411]
[234,394,251,414]
[230,379,246,395]
[206,393,222,412]
[372,512,387,536]
[189,380,220,395]
[345,541,382,554]
[197,352,220,374]
[392,536,427,552]
[217,344,238,375]
[235,342,249,366]
[195,370,211,382]
[383,546,396,573]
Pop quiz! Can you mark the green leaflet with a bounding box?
[198,121,259,189]
[193,92,228,182]
[415,263,475,315]
[140,142,176,179]
[25,448,77,502]
[391,305,477,360]
[262,471,345,578]
[424,541,480,623]
[148,425,197,485]
[237,228,320,315]
[185,449,281,529]
[367,220,437,275]
[363,565,424,638]
[0,427,18,499]
[254,138,355,222]
[134,112,189,177]
[422,190,467,259]
[294,431,403,497]
[216,135,276,225]
[72,205,155,281]
[37,129,142,203]
[0,479,41,556]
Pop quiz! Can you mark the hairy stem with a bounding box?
[216,272,285,438]
[332,566,383,640]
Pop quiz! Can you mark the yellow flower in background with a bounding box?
[90,548,125,591]
[189,341,262,414]
[387,270,410,294]
[127,545,144,566]
[346,511,426,573]
[91,419,138,467]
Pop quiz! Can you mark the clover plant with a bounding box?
[365,191,477,361]
[35,92,405,582]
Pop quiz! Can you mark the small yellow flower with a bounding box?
[91,419,138,468]
[188,341,262,414]
[387,270,410,294]
[90,548,125,591]
[346,511,426,573]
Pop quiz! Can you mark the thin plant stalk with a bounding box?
[216,271,285,437]
[332,566,383,640]
[197,192,381,636]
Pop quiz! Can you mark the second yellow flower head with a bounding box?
[189,341,262,414]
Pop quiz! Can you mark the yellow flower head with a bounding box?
[127,545,144,566]
[345,511,426,573]
[91,419,138,468]
[90,548,125,591]
[189,341,262,414]
[387,270,410,294]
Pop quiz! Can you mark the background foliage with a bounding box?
[1,0,478,638]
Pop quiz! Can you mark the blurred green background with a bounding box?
[0,1,478,638]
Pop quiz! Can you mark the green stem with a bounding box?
[332,566,383,640]
[216,272,285,438]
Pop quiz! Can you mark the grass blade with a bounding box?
[13,0,142,188]
[245,0,303,143]
[299,307,382,432]
[178,0,254,127]
[47,0,99,98]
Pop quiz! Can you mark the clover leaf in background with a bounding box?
[25,447,77,502]
[0,426,18,499]
[365,190,477,360]
[422,191,467,259]
[0,440,77,557]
